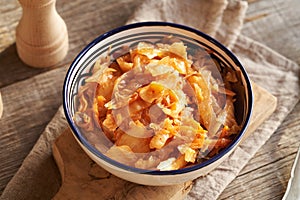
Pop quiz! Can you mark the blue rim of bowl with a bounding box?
[63,21,253,175]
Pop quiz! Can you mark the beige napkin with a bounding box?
[1,0,299,200]
[127,0,248,49]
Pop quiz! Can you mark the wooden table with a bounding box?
[0,0,299,199]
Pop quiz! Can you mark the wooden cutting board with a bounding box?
[52,82,277,200]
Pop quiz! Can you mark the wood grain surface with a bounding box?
[0,0,300,199]
[0,92,3,118]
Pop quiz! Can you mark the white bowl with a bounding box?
[63,22,253,186]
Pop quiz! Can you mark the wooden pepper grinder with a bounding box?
[16,0,68,68]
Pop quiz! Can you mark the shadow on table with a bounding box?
[0,44,49,88]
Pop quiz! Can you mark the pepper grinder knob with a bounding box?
[16,0,68,68]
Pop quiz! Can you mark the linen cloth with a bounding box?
[1,0,299,199]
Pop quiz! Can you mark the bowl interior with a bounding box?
[63,22,253,175]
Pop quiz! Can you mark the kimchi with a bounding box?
[74,37,241,170]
